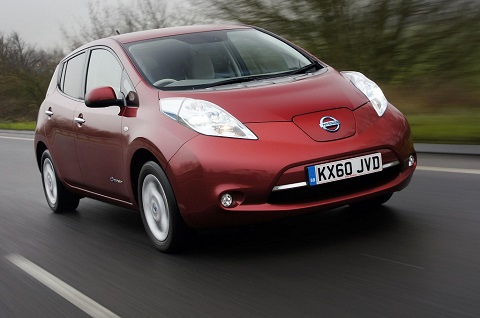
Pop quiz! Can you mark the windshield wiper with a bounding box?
[200,62,321,89]
[289,62,320,75]
[205,75,269,88]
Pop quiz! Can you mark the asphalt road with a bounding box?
[1,131,480,317]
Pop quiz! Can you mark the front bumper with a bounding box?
[166,103,416,228]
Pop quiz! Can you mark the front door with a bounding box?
[73,49,130,201]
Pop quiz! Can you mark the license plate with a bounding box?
[307,153,382,186]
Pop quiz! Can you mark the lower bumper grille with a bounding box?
[267,166,400,205]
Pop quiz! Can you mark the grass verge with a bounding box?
[0,122,36,131]
[405,110,480,144]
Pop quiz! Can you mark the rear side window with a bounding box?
[61,53,86,99]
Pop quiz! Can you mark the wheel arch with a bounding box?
[130,148,162,206]
[35,141,48,171]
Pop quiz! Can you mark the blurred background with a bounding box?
[1,0,479,143]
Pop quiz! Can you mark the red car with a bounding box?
[34,25,416,252]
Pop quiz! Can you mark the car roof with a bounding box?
[111,24,251,44]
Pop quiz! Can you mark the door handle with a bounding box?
[45,110,54,117]
[74,117,86,124]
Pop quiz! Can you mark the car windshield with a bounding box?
[125,28,321,90]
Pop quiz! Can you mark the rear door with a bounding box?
[43,52,86,187]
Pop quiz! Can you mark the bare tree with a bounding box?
[0,32,60,121]
[62,0,201,50]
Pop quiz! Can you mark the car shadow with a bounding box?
[49,199,403,257]
[185,205,403,257]
[49,199,146,241]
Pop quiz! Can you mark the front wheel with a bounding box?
[138,161,188,253]
[41,150,80,213]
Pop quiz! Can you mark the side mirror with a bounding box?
[85,86,123,108]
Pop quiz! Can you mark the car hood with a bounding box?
[158,68,369,123]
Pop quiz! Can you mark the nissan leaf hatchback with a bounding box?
[34,25,416,252]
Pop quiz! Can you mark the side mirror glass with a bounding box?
[85,86,123,108]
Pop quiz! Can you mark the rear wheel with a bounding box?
[349,193,393,210]
[41,150,80,213]
[138,161,188,253]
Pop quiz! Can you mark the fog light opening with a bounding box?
[408,155,415,167]
[220,193,233,208]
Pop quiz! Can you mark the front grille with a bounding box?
[268,166,400,205]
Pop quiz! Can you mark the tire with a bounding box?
[41,150,80,213]
[349,193,393,210]
[138,161,188,253]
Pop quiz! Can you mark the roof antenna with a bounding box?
[115,29,121,35]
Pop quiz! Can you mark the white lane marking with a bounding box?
[6,254,121,318]
[417,166,480,175]
[361,254,425,270]
[0,135,33,141]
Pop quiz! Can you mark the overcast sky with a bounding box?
[0,0,115,49]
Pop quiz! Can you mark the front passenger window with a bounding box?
[86,49,122,97]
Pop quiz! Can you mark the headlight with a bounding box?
[160,98,258,140]
[341,71,388,117]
